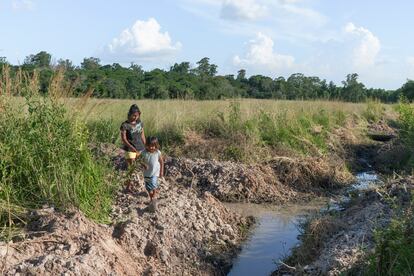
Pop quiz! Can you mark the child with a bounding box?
[120,104,146,163]
[120,104,146,191]
[141,136,164,205]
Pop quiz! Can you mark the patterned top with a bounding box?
[120,120,144,152]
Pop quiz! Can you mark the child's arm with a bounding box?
[159,152,164,178]
[120,130,138,152]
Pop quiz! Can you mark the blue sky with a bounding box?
[1,0,413,89]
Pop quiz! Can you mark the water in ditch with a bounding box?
[226,171,381,276]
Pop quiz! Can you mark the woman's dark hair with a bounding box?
[146,136,160,149]
[128,104,141,117]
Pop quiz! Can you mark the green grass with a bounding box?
[367,208,414,275]
[0,70,116,240]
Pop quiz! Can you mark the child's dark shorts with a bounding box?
[144,176,159,192]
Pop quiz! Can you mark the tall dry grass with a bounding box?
[74,97,390,161]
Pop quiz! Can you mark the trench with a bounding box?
[226,171,381,276]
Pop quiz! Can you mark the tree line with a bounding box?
[1,51,413,102]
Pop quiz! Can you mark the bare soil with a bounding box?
[273,176,414,276]
[0,175,253,275]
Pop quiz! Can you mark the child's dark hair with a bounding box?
[146,136,160,148]
[128,104,141,117]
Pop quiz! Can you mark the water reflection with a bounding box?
[225,203,322,276]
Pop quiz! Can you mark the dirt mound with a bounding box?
[1,177,252,275]
[1,209,141,275]
[166,157,351,204]
[274,176,414,275]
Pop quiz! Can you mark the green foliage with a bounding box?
[0,93,115,237]
[363,99,385,123]
[87,118,120,144]
[398,80,414,101]
[224,145,244,161]
[191,101,341,159]
[367,209,414,275]
[396,96,414,169]
[0,51,400,102]
[397,97,414,146]
[152,124,185,151]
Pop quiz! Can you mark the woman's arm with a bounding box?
[141,128,146,146]
[121,130,138,152]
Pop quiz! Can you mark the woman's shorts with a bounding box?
[144,176,159,192]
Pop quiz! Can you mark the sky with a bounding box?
[1,0,414,89]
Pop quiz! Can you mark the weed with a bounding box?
[367,208,414,275]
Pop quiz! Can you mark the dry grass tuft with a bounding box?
[290,215,346,265]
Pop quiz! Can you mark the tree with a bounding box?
[57,59,75,71]
[0,57,8,65]
[170,62,190,74]
[24,51,52,67]
[398,80,414,101]
[237,69,246,81]
[247,75,275,98]
[195,57,217,77]
[130,63,144,75]
[81,57,101,70]
[341,73,366,102]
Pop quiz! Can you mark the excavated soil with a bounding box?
[0,175,253,275]
[166,156,351,204]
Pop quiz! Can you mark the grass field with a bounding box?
[75,98,368,126]
[72,98,388,160]
[0,69,391,239]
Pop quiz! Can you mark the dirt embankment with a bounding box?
[166,156,351,204]
[0,173,253,275]
[273,176,414,276]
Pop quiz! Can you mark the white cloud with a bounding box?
[277,0,303,4]
[280,4,328,27]
[344,22,381,69]
[105,18,182,62]
[233,32,295,73]
[12,0,34,11]
[220,0,268,21]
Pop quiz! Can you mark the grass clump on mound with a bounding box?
[0,68,115,239]
[367,209,414,275]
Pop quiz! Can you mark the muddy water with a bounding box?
[225,202,325,276]
[226,171,381,276]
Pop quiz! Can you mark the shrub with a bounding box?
[0,71,115,239]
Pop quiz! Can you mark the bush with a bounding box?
[0,78,115,238]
